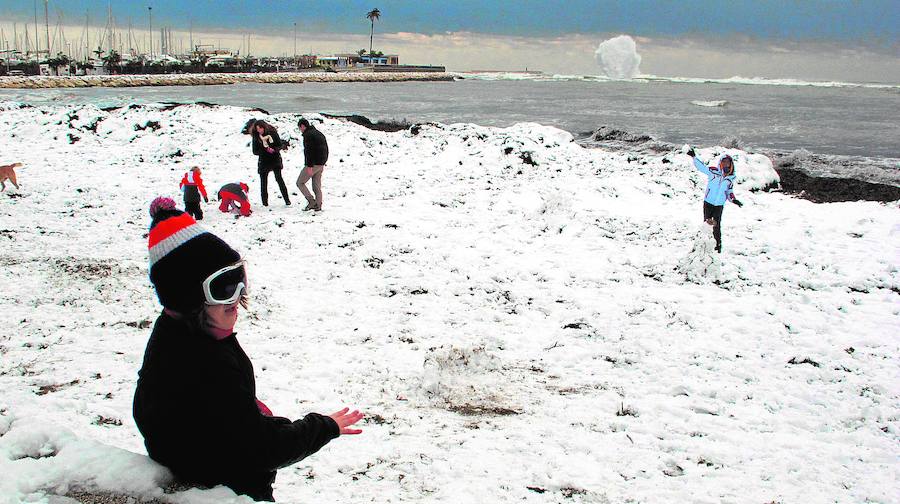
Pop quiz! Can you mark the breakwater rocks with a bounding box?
[0,71,453,89]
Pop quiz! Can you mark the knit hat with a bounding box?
[148,197,241,313]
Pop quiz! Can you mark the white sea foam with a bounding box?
[691,100,728,107]
[455,71,899,89]
[594,35,642,79]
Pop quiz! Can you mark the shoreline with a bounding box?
[0,71,454,89]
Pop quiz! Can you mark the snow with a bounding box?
[0,101,898,503]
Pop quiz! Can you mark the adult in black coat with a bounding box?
[249,120,292,207]
[134,197,363,501]
[296,118,329,211]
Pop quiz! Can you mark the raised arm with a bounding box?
[692,156,712,176]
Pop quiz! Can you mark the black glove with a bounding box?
[686,148,695,158]
[204,197,209,203]
[733,199,743,207]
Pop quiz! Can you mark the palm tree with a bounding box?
[102,50,122,74]
[366,8,380,64]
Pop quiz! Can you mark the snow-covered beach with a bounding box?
[0,102,898,503]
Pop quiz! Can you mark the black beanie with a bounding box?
[147,197,241,313]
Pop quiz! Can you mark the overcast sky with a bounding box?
[1,0,897,82]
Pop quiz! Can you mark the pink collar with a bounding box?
[206,326,234,340]
[163,309,233,340]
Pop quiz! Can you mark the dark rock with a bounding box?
[773,168,900,203]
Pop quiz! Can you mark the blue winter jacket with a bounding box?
[693,157,736,206]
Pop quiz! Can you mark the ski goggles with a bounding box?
[202,261,249,305]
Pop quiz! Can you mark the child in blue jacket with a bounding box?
[687,148,743,252]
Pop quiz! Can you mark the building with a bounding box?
[317,55,352,70]
[361,54,399,66]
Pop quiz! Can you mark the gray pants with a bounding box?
[297,165,325,209]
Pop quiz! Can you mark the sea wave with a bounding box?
[691,100,728,107]
[455,72,900,89]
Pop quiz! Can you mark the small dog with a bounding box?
[0,163,22,191]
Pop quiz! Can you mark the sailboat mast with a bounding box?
[44,0,50,56]
[33,0,39,56]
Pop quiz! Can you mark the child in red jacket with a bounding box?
[218,182,253,217]
[180,167,209,220]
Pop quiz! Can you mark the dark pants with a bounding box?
[226,471,277,502]
[184,200,203,220]
[175,470,276,502]
[703,202,724,252]
[259,169,291,206]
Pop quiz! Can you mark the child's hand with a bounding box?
[329,407,364,435]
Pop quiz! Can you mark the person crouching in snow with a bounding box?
[134,197,363,502]
[180,166,209,220]
[687,148,743,253]
[218,182,252,217]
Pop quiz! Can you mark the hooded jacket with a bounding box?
[133,313,338,498]
[693,157,737,206]
[180,171,208,203]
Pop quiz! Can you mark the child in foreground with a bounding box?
[133,197,363,501]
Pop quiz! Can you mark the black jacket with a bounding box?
[133,313,338,498]
[302,126,329,167]
[252,131,284,172]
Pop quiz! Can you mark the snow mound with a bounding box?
[697,148,780,190]
[422,345,520,416]
[0,415,179,502]
[678,224,722,283]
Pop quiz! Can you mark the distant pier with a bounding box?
[0,71,454,89]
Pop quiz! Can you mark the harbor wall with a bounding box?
[0,71,453,89]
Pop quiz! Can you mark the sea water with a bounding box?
[1,77,897,184]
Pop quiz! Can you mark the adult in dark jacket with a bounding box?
[296,118,329,211]
[249,120,292,207]
[134,197,363,501]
